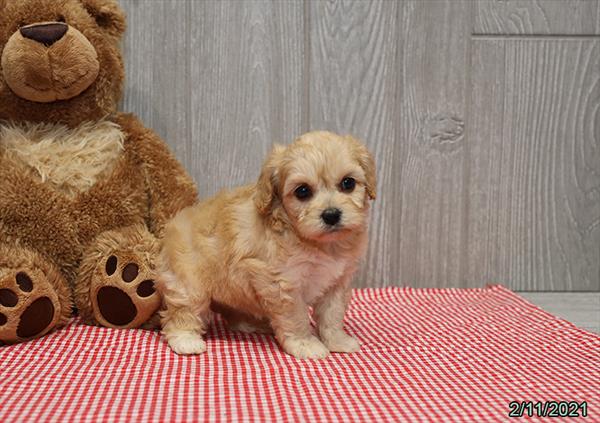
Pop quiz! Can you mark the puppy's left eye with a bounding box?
[340,177,356,193]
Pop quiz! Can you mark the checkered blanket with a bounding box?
[0,286,597,422]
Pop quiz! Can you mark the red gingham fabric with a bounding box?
[0,285,598,422]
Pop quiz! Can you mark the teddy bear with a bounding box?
[0,0,198,343]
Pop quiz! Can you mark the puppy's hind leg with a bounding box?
[158,269,211,355]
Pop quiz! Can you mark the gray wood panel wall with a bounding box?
[120,0,600,292]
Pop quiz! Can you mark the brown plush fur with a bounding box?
[2,21,101,103]
[0,0,198,343]
[0,0,125,127]
[1,120,125,197]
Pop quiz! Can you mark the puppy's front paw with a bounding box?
[166,331,207,355]
[321,331,361,353]
[283,336,330,359]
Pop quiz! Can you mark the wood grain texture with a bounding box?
[308,1,473,288]
[117,0,600,291]
[120,0,192,169]
[187,0,305,197]
[308,0,399,288]
[393,0,472,288]
[473,0,600,35]
[468,39,600,291]
[519,292,600,334]
[121,0,304,197]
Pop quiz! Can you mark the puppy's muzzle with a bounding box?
[321,208,342,226]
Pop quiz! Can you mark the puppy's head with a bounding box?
[255,131,376,242]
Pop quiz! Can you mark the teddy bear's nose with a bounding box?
[20,22,68,47]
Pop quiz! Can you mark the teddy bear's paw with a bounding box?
[90,253,161,329]
[74,224,161,329]
[0,268,63,343]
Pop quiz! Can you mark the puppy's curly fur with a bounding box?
[158,131,376,359]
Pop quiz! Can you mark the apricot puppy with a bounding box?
[159,131,376,359]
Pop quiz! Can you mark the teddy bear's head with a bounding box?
[0,0,126,127]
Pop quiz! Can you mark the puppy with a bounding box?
[158,131,376,359]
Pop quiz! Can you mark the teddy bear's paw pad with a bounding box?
[0,270,60,343]
[92,254,160,329]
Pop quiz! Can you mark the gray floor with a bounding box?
[518,292,600,334]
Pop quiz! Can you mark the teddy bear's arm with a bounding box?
[114,113,198,237]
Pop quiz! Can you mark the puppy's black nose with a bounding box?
[20,23,68,46]
[321,208,342,226]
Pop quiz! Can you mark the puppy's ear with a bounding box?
[81,0,126,38]
[347,136,376,200]
[255,144,285,214]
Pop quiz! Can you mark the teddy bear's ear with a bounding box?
[81,0,126,38]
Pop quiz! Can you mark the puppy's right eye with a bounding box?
[294,184,312,201]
